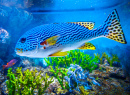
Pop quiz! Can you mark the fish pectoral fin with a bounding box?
[49,51,68,57]
[40,35,59,46]
[68,22,95,30]
[78,42,96,50]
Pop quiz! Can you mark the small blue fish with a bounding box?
[15,9,127,58]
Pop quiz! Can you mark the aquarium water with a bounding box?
[0,0,130,95]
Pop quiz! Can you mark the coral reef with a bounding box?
[89,63,130,95]
[1,61,130,95]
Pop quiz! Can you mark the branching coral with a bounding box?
[94,52,106,64]
[105,54,120,67]
[80,54,98,72]
[49,65,69,90]
[6,67,53,95]
[95,52,120,67]
[44,56,72,68]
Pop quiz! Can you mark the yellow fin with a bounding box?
[49,51,68,57]
[78,42,96,50]
[104,10,127,44]
[68,22,95,30]
[46,36,59,46]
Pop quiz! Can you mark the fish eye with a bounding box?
[20,38,26,43]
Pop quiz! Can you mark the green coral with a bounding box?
[80,54,98,72]
[79,86,89,95]
[45,50,98,72]
[94,52,107,64]
[44,56,72,68]
[95,52,120,67]
[6,67,53,95]
[49,65,69,90]
[105,54,120,67]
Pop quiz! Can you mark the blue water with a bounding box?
[0,0,129,63]
[0,0,130,94]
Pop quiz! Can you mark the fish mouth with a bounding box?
[15,48,23,53]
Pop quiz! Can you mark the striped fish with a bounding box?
[15,9,127,58]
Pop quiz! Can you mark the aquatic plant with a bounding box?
[49,65,69,90]
[44,56,72,68]
[45,50,98,72]
[105,54,120,67]
[79,86,89,95]
[95,52,120,67]
[6,67,53,95]
[80,54,98,72]
[94,52,107,64]
[6,68,17,95]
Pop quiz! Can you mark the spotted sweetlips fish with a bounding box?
[15,9,127,58]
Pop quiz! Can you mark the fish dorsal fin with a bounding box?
[68,22,95,30]
[78,42,96,50]
[40,36,59,47]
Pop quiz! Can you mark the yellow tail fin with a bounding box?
[103,9,127,44]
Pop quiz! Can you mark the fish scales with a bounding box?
[20,23,96,48]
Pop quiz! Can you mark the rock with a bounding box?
[124,86,130,92]
[105,66,114,72]
[0,73,6,84]
[109,73,126,80]
[112,62,121,67]
[110,81,121,87]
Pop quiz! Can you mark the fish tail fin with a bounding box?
[102,9,127,44]
[3,65,6,70]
